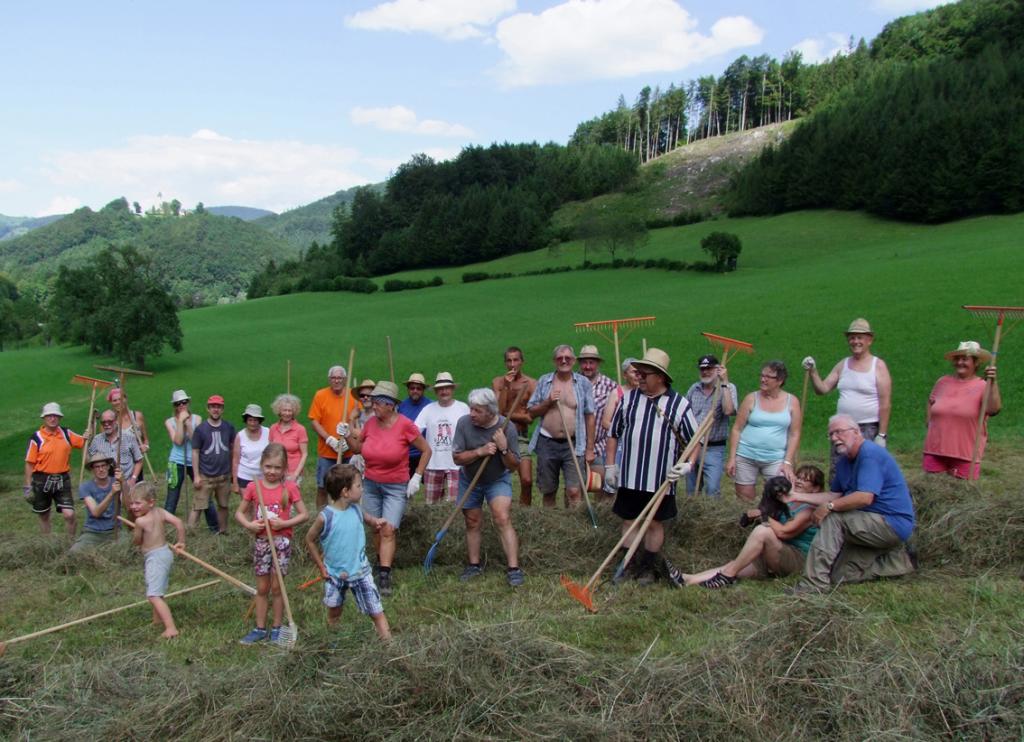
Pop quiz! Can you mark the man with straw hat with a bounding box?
[527,344,596,508]
[604,349,698,585]
[492,346,536,506]
[399,372,433,479]
[69,453,121,553]
[414,372,470,504]
[803,318,892,476]
[24,402,88,536]
[308,365,359,509]
[577,344,618,482]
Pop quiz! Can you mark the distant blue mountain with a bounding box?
[0,213,66,241]
[207,205,277,221]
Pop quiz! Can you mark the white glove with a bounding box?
[336,422,350,437]
[406,473,422,499]
[876,436,887,449]
[350,454,365,474]
[326,436,340,453]
[666,461,692,482]
[802,356,816,370]
[338,436,350,454]
[23,485,33,502]
[604,464,619,490]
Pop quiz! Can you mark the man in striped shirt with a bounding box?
[604,349,698,584]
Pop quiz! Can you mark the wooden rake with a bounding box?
[337,347,356,465]
[71,374,114,486]
[575,316,656,384]
[255,481,298,647]
[0,580,220,656]
[555,400,598,529]
[561,411,715,612]
[962,305,1024,476]
[116,516,257,596]
[694,332,754,491]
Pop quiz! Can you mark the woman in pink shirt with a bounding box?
[340,380,430,597]
[923,341,1001,480]
[269,394,308,484]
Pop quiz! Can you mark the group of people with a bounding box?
[21,319,1003,638]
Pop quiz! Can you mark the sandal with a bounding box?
[699,571,736,589]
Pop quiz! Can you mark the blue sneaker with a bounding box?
[239,627,268,645]
[269,626,281,643]
[506,567,525,587]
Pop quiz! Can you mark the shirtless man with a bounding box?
[492,346,536,506]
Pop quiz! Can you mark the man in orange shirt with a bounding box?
[24,402,88,536]
[308,365,359,510]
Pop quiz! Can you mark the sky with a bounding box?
[0,0,949,217]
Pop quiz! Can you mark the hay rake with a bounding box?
[962,305,1024,476]
[694,332,754,492]
[575,316,656,384]
[70,374,114,487]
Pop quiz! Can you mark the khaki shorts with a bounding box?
[193,473,231,510]
[754,543,806,577]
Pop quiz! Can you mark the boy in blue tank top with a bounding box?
[304,463,391,640]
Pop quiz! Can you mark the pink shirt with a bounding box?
[361,415,419,483]
[269,421,308,476]
[924,375,988,461]
[242,480,302,539]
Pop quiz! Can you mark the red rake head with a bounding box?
[702,332,754,354]
[561,574,596,613]
[962,305,1024,318]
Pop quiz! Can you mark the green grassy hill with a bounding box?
[2,208,1020,471]
[2,208,1023,739]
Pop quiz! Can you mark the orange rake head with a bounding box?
[70,374,114,388]
[561,574,596,613]
[702,332,754,355]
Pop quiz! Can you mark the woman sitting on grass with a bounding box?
[682,466,824,588]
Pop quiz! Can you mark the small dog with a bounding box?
[738,476,792,527]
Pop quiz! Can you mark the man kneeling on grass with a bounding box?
[788,414,916,593]
[452,388,525,587]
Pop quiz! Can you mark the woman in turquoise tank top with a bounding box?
[727,360,803,502]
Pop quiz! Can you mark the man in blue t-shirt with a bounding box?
[790,413,915,592]
[398,373,433,478]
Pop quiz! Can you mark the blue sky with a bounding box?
[0,0,946,217]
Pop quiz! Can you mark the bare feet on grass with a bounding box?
[161,628,179,639]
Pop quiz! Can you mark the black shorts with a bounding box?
[31,472,74,514]
[612,487,676,522]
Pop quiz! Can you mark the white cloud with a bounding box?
[365,146,461,176]
[871,0,950,14]
[346,0,516,41]
[0,179,22,194]
[791,33,851,64]
[350,105,474,137]
[39,196,82,217]
[41,130,370,213]
[492,0,763,87]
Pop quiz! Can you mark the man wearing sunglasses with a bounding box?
[527,345,596,508]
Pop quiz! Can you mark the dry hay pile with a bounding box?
[2,599,1021,740]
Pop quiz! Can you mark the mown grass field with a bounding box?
[2,209,1023,739]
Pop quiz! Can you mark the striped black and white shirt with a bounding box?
[609,388,697,494]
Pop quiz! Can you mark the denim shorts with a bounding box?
[323,572,383,616]
[460,471,513,510]
[316,456,337,488]
[362,479,408,528]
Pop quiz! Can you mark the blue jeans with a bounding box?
[165,462,218,531]
[459,471,513,510]
[687,445,726,497]
[363,479,408,528]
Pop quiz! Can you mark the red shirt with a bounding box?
[361,415,419,483]
[243,480,302,539]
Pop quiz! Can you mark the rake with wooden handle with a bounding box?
[561,410,714,612]
[255,480,298,647]
[337,347,356,465]
[575,316,656,385]
[0,580,220,656]
[694,332,754,492]
[116,516,256,595]
[555,400,598,529]
[423,386,526,574]
[71,374,114,486]
[962,305,1024,478]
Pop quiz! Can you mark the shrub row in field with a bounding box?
[462,257,720,284]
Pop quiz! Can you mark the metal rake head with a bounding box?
[274,623,298,648]
[561,574,596,613]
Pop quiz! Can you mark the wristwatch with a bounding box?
[500,448,510,456]
[827,501,835,511]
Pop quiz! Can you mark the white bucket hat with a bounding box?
[171,389,190,404]
[40,402,64,418]
[242,403,265,420]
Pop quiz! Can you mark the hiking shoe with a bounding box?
[506,567,525,587]
[269,626,281,643]
[239,627,268,645]
[661,557,686,589]
[460,564,484,581]
[699,572,736,589]
[377,569,392,597]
